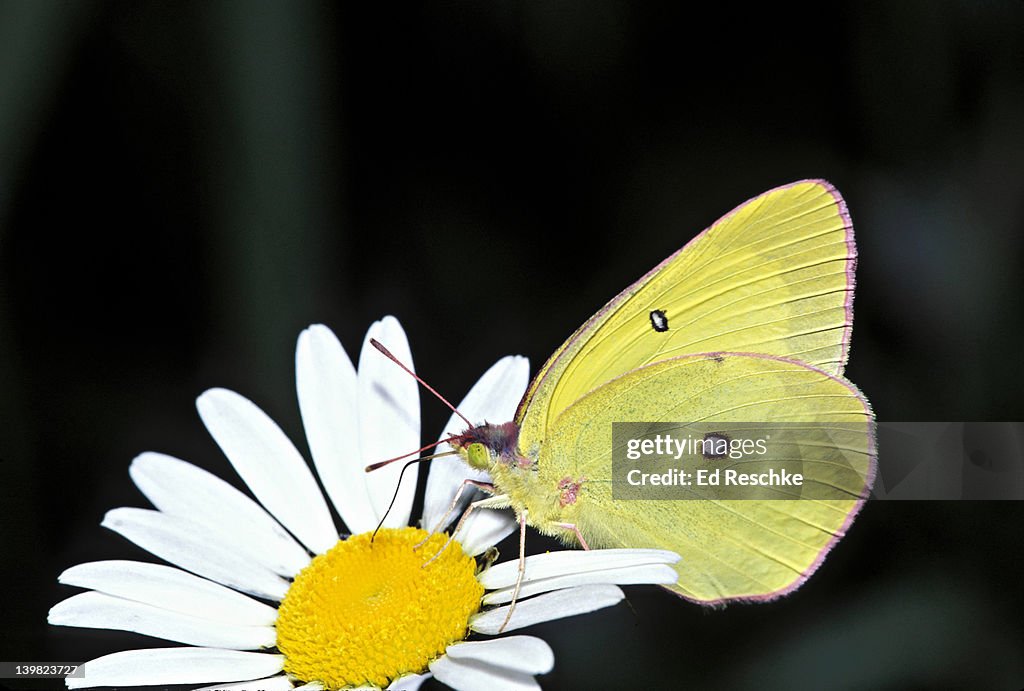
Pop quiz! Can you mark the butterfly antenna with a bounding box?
[364,435,466,473]
[370,449,459,543]
[370,338,473,428]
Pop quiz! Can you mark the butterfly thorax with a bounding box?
[452,421,570,531]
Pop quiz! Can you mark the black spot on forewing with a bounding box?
[649,309,669,332]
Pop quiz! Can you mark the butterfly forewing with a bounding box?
[516,180,856,457]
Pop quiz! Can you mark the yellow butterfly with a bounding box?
[446,180,876,604]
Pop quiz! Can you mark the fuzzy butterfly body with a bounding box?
[454,180,876,604]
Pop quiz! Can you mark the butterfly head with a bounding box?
[450,421,531,470]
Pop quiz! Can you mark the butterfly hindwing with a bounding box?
[531,352,875,603]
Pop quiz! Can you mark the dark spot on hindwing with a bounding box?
[649,309,669,333]
[711,354,725,363]
[702,431,732,460]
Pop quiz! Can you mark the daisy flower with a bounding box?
[49,317,680,690]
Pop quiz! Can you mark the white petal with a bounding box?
[194,676,294,691]
[67,648,284,689]
[58,560,277,626]
[387,673,431,691]
[358,316,420,527]
[130,453,310,577]
[445,636,554,675]
[197,388,338,554]
[470,584,624,634]
[291,684,325,690]
[484,563,678,604]
[102,508,289,600]
[296,324,376,534]
[423,356,529,531]
[457,508,516,557]
[49,592,276,649]
[429,654,539,691]
[478,548,680,589]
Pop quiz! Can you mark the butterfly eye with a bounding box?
[466,442,491,469]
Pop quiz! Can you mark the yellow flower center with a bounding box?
[276,527,483,689]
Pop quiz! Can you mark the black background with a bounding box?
[2,2,1024,689]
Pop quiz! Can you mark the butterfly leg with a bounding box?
[551,522,590,550]
[421,492,511,567]
[415,479,495,549]
[498,508,529,634]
